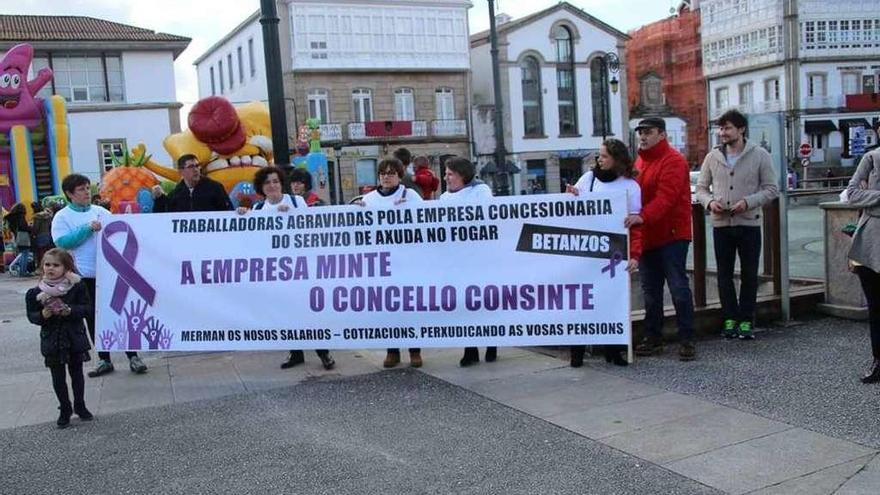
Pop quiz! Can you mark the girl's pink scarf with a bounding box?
[36,272,81,305]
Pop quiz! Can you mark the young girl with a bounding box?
[25,248,94,428]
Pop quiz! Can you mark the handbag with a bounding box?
[15,230,31,248]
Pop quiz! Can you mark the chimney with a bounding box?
[495,13,512,25]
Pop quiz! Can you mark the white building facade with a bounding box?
[470,2,629,194]
[0,15,190,182]
[701,0,880,166]
[193,11,267,104]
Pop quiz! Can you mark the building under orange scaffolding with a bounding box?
[626,3,707,167]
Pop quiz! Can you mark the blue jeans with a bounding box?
[639,240,695,341]
[713,226,761,323]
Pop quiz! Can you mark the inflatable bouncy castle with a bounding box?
[0,44,72,213]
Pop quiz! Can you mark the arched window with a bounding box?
[554,26,577,135]
[520,56,543,136]
[591,58,611,137]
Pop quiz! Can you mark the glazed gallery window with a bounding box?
[352,89,373,123]
[394,88,415,121]
[435,88,455,120]
[49,53,124,103]
[308,89,330,123]
[554,25,577,135]
[520,56,543,136]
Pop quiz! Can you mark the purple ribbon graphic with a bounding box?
[102,221,156,314]
[601,251,624,279]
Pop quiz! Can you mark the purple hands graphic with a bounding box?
[100,298,173,351]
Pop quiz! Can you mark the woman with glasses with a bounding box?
[358,158,425,368]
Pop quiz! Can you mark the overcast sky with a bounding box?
[7,0,680,107]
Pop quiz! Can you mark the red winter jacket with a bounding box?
[412,167,440,200]
[635,139,692,251]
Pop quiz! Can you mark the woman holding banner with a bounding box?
[439,157,497,367]
[566,139,642,367]
[237,166,336,371]
[358,157,425,368]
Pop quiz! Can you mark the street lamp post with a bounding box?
[260,0,291,168]
[488,0,510,196]
[594,52,621,142]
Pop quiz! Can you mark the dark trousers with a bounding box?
[639,240,695,341]
[50,360,85,411]
[713,226,761,323]
[855,266,880,360]
[386,348,421,354]
[83,278,137,362]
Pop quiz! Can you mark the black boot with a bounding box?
[570,346,586,368]
[57,403,72,429]
[604,346,629,367]
[280,350,305,369]
[861,359,880,384]
[485,347,497,363]
[74,402,94,421]
[316,350,335,370]
[459,347,479,367]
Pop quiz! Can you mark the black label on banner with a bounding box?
[516,224,627,259]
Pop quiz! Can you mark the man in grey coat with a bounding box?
[843,146,880,383]
[696,109,778,339]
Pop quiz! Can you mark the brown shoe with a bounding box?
[409,351,423,368]
[383,351,401,368]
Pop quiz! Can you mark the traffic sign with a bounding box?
[801,157,810,167]
[799,143,812,157]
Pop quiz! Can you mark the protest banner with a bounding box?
[95,192,631,351]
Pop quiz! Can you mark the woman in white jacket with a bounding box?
[439,157,497,367]
[359,158,425,368]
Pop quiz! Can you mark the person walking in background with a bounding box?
[412,155,440,200]
[357,157,425,368]
[697,110,778,340]
[25,248,94,428]
[52,174,148,377]
[625,117,697,361]
[439,157,497,367]
[31,200,57,271]
[393,147,422,197]
[842,143,880,383]
[6,203,33,276]
[567,139,642,367]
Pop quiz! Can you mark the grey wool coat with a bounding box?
[845,149,880,273]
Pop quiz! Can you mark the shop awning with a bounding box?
[838,118,870,129]
[804,120,837,134]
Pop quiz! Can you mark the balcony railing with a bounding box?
[432,119,467,137]
[802,95,844,110]
[347,121,428,140]
[845,93,880,112]
[760,100,782,112]
[319,123,343,142]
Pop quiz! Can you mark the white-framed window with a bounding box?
[352,88,373,123]
[393,88,415,121]
[310,40,328,60]
[764,78,779,101]
[308,88,330,123]
[98,138,127,175]
[435,87,454,121]
[227,53,234,89]
[808,73,826,97]
[210,66,216,96]
[237,46,244,85]
[248,38,256,77]
[555,25,578,135]
[51,53,124,103]
[715,87,729,111]
[219,59,225,94]
[521,56,543,136]
[842,72,860,95]
[31,56,52,100]
[738,82,753,109]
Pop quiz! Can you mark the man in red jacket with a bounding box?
[625,118,696,361]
